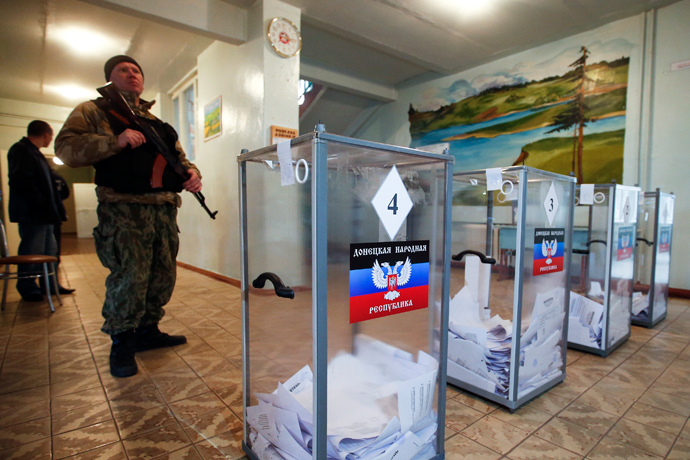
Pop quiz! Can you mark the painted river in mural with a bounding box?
[410,103,626,173]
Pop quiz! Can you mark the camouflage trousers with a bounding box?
[94,202,179,336]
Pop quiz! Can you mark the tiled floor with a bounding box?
[1,236,689,459]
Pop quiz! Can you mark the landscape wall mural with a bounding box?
[408,38,634,184]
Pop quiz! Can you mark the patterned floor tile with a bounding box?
[445,398,486,434]
[489,405,553,433]
[179,406,242,443]
[108,386,167,417]
[576,386,636,416]
[607,417,676,457]
[192,426,245,460]
[0,398,50,428]
[180,350,232,378]
[591,375,648,400]
[151,445,204,460]
[623,402,686,435]
[667,436,690,459]
[556,400,620,434]
[506,435,582,460]
[170,391,228,422]
[52,401,113,435]
[449,392,499,414]
[526,391,571,416]
[122,421,192,459]
[52,420,120,459]
[158,375,211,404]
[102,372,157,400]
[444,433,501,460]
[50,373,102,398]
[0,385,50,412]
[0,437,51,460]
[115,405,177,440]
[461,415,531,454]
[51,386,107,415]
[587,435,664,459]
[55,441,127,460]
[534,416,602,456]
[639,390,690,417]
[0,416,51,451]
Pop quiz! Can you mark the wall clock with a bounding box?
[267,17,302,58]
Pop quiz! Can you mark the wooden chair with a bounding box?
[0,220,62,312]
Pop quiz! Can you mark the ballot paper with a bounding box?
[246,335,439,460]
[631,291,649,317]
[568,291,604,348]
[607,293,630,347]
[448,282,566,400]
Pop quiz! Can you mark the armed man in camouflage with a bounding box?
[55,55,202,378]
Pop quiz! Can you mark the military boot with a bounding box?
[135,323,187,352]
[109,330,138,378]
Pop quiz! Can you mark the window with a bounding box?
[298,79,313,105]
[171,79,197,161]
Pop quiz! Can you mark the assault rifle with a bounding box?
[96,82,218,219]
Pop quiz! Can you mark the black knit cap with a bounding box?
[104,55,144,81]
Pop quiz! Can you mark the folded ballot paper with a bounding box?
[568,291,603,348]
[246,335,439,460]
[447,256,564,400]
[631,291,649,318]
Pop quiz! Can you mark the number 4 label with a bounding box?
[371,166,413,240]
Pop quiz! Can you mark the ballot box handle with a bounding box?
[586,239,607,247]
[452,249,496,265]
[636,237,654,247]
[252,272,295,299]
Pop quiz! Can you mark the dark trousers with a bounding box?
[16,223,58,296]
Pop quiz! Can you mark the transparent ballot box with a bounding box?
[570,184,640,356]
[632,190,675,328]
[238,128,453,460]
[447,166,575,410]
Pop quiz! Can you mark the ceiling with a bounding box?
[0,0,682,135]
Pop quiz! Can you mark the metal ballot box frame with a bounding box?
[632,190,675,328]
[238,126,453,460]
[569,183,640,357]
[447,166,575,411]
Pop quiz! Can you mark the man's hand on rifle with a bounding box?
[118,129,146,149]
[183,169,202,193]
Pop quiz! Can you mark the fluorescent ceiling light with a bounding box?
[50,25,128,56]
[44,84,97,101]
[435,0,495,17]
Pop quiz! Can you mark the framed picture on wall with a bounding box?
[203,96,222,141]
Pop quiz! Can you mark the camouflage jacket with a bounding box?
[54,92,200,206]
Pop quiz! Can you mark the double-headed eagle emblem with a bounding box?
[541,238,557,265]
[372,257,412,300]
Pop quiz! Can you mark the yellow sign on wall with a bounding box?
[271,125,298,145]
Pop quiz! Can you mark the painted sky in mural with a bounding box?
[408,38,634,183]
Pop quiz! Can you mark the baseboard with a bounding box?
[176,261,241,288]
[670,287,690,299]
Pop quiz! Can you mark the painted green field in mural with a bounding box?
[409,58,629,136]
[520,129,625,183]
[448,87,628,140]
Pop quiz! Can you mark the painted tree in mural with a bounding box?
[547,46,592,183]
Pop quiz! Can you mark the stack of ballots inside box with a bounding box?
[246,335,439,460]
[447,256,565,399]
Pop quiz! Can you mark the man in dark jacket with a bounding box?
[7,120,74,301]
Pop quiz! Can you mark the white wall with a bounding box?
[175,0,300,280]
[358,3,690,291]
[649,0,690,290]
